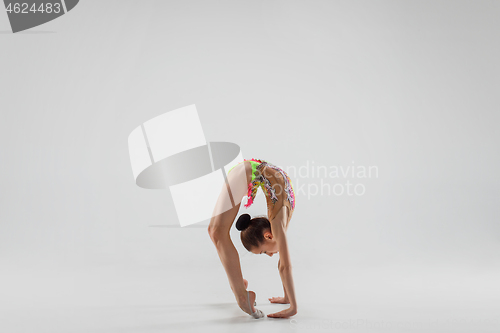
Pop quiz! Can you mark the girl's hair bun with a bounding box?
[236,214,251,231]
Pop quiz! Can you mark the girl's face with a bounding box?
[251,230,278,257]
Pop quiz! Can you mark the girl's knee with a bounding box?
[208,223,229,243]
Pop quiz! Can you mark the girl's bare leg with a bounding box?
[208,162,257,315]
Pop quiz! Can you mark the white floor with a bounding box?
[1,258,499,333]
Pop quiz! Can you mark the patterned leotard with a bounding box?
[228,158,296,211]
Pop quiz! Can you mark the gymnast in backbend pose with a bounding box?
[208,158,297,319]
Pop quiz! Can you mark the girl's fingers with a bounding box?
[268,311,284,318]
[267,309,295,318]
[268,296,287,304]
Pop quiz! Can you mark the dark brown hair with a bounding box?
[235,213,271,252]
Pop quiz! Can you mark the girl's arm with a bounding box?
[279,258,289,301]
[269,258,290,304]
[267,208,297,318]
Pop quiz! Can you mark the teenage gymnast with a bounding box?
[208,158,297,319]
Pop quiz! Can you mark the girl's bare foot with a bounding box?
[242,279,256,305]
[237,290,262,318]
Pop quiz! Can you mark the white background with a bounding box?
[1,1,499,332]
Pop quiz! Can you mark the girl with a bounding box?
[208,158,297,319]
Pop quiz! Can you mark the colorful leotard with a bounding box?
[228,158,296,211]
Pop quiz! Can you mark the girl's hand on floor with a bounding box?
[268,296,289,304]
[267,306,297,318]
